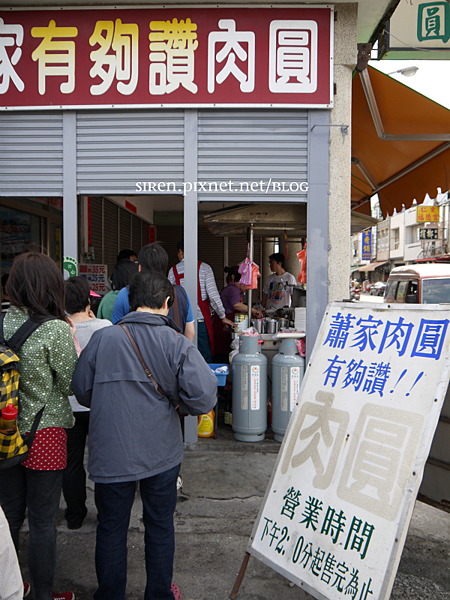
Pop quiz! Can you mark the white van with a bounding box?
[384,263,450,304]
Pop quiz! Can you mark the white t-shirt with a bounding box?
[263,272,296,309]
[69,318,111,412]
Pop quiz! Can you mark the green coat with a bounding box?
[3,306,77,433]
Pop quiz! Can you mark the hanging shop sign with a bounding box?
[248,302,450,600]
[419,227,439,240]
[0,7,333,110]
[381,0,450,59]
[416,205,440,222]
[361,229,372,261]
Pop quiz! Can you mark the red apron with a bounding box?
[173,262,215,356]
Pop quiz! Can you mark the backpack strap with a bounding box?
[0,313,55,353]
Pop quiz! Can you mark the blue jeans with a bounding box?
[0,465,63,600]
[94,464,180,600]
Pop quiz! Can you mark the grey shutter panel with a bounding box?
[76,110,185,194]
[142,221,150,246]
[197,110,308,203]
[103,199,119,274]
[156,226,184,273]
[198,228,224,294]
[131,215,142,255]
[0,111,63,196]
[119,208,132,251]
[90,197,103,264]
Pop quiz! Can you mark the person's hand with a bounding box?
[252,309,264,319]
[221,317,235,329]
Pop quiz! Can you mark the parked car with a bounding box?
[370,281,386,296]
[384,264,450,304]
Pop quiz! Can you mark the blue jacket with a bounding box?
[71,311,217,483]
[112,284,193,331]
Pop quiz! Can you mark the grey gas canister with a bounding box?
[232,335,268,442]
[271,337,305,443]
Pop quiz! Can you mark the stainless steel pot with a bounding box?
[267,319,279,334]
[254,319,265,334]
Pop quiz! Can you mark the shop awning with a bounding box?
[357,261,389,272]
[351,265,364,273]
[351,66,450,217]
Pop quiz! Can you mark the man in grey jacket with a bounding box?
[72,272,217,600]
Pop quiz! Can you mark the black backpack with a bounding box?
[0,313,52,469]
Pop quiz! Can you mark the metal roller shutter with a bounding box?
[76,110,185,195]
[141,221,150,247]
[157,226,183,273]
[197,110,309,203]
[198,228,224,293]
[0,111,64,197]
[119,208,132,252]
[90,197,103,264]
[131,215,142,255]
[103,199,119,274]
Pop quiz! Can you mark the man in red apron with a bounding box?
[169,240,234,363]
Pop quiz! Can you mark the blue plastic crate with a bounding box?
[208,363,229,386]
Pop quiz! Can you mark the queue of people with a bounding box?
[0,244,297,600]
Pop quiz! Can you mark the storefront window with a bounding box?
[0,206,41,275]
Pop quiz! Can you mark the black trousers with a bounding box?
[62,411,89,527]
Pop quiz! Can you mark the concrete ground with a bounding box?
[18,422,450,600]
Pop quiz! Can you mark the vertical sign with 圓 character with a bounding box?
[247,302,450,600]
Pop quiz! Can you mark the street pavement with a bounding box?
[17,423,450,600]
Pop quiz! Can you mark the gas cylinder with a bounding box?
[271,337,305,443]
[232,335,267,442]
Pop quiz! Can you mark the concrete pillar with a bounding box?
[328,4,358,302]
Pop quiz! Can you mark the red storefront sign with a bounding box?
[0,7,333,109]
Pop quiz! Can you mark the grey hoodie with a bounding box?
[71,311,218,483]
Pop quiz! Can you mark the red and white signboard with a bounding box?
[0,7,333,109]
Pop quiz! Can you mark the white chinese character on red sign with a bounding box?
[89,19,139,96]
[149,18,198,96]
[0,18,24,93]
[31,20,78,94]
[269,20,317,94]
[207,19,255,93]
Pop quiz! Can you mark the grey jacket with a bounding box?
[71,311,218,483]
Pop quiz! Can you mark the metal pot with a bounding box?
[267,319,279,334]
[278,318,288,329]
[254,318,265,334]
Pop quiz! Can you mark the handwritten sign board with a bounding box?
[248,302,450,600]
[78,263,108,295]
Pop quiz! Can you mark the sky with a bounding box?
[369,58,450,110]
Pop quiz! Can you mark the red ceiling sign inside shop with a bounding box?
[0,7,333,109]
